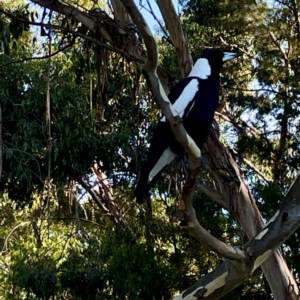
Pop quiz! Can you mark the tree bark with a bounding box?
[174,169,300,299]
[202,126,299,299]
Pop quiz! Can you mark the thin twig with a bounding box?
[41,217,106,227]
[142,0,171,42]
[46,33,52,180]
[242,157,272,183]
[0,43,72,68]
[1,222,31,254]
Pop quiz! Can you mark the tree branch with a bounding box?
[156,0,193,77]
[31,0,113,42]
[273,89,289,181]
[174,174,300,299]
[119,0,200,169]
[42,217,106,227]
[1,221,31,254]
[0,7,145,64]
[241,156,272,183]
[198,183,228,209]
[269,31,288,61]
[0,43,73,68]
[202,126,299,299]
[142,0,172,43]
[79,177,110,214]
[91,162,127,229]
[124,0,299,296]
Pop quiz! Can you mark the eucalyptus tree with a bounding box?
[1,0,300,299]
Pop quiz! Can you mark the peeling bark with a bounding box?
[173,171,300,300]
[80,165,127,230]
[91,162,127,229]
[201,127,299,299]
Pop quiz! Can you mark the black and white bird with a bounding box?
[136,49,239,203]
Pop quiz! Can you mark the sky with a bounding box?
[135,0,180,32]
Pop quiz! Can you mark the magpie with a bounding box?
[136,49,239,203]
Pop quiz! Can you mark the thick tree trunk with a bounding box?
[202,127,299,299]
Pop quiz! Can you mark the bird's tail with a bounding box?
[135,146,178,203]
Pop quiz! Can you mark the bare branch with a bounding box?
[240,155,272,183]
[1,222,31,254]
[272,88,289,181]
[275,0,293,10]
[119,0,200,169]
[143,0,171,42]
[215,111,261,136]
[203,126,299,299]
[176,168,245,260]
[269,31,289,60]
[41,217,106,227]
[91,162,127,229]
[79,177,110,214]
[118,0,246,262]
[0,44,73,68]
[243,157,272,183]
[46,34,51,180]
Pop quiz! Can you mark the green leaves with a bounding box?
[11,263,56,299]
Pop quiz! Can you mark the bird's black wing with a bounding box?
[135,76,218,203]
[136,77,200,203]
[135,122,174,203]
[168,77,199,105]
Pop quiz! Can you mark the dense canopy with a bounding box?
[1,0,300,299]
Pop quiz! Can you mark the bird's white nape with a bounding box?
[188,58,211,79]
[148,147,177,182]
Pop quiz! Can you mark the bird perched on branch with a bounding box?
[136,49,239,203]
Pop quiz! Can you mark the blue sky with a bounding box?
[135,0,180,32]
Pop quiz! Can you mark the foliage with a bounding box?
[1,190,249,299]
[1,0,300,298]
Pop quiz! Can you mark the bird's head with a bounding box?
[189,49,239,79]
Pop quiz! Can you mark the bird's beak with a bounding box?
[222,52,240,62]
